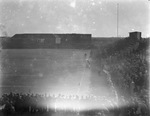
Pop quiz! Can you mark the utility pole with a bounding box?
[117,3,119,37]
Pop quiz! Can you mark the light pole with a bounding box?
[117,3,119,37]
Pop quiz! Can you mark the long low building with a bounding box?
[1,33,92,49]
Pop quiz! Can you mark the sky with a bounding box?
[0,0,149,37]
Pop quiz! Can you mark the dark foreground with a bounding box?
[0,93,149,116]
[0,107,149,116]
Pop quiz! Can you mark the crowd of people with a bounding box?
[0,92,114,113]
[0,92,149,116]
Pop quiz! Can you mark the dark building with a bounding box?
[129,31,142,40]
[1,33,92,49]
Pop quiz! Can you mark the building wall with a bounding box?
[129,32,142,40]
[2,34,92,49]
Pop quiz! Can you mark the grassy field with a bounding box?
[0,49,91,95]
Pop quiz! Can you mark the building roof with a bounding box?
[11,33,91,39]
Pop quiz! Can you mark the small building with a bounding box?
[129,31,142,40]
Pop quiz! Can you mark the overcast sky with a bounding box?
[0,0,149,37]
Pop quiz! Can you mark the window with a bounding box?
[55,35,61,44]
[40,39,45,43]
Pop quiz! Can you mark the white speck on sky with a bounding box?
[70,0,76,8]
